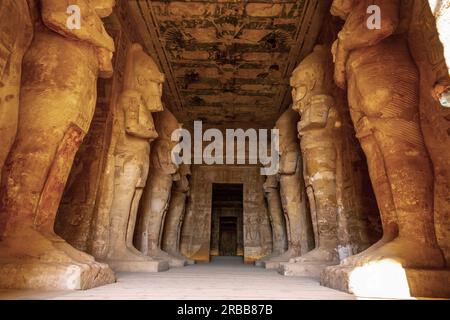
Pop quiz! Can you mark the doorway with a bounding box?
[210,184,244,258]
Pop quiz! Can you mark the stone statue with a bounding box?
[161,164,195,264]
[281,45,340,277]
[0,0,116,289]
[0,0,33,182]
[255,175,288,267]
[264,109,314,269]
[104,43,169,272]
[135,108,187,267]
[321,0,446,296]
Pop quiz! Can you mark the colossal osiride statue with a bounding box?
[255,175,288,267]
[135,109,187,267]
[103,44,169,272]
[161,164,195,265]
[280,45,340,278]
[322,0,448,298]
[0,0,116,290]
[264,109,314,269]
[0,0,33,183]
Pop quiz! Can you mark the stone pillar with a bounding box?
[264,109,314,270]
[321,0,449,299]
[135,109,187,267]
[0,0,116,289]
[101,43,168,272]
[280,45,340,278]
[255,175,287,267]
[161,164,195,264]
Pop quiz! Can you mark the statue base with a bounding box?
[321,263,450,299]
[0,261,115,290]
[279,261,337,278]
[149,249,187,268]
[105,259,169,273]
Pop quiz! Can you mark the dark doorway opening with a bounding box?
[210,184,244,258]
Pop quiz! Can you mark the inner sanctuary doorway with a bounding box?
[180,166,272,263]
[210,183,244,258]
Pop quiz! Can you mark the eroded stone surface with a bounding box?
[0,0,32,183]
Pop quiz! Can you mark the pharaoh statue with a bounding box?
[264,109,314,269]
[103,43,169,272]
[322,0,446,296]
[280,45,340,277]
[0,0,33,182]
[255,175,288,267]
[0,0,116,289]
[161,164,195,265]
[135,109,187,267]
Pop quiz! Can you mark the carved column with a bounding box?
[102,43,168,272]
[255,175,288,267]
[161,164,195,264]
[322,0,449,299]
[0,0,116,289]
[135,109,187,267]
[280,45,340,277]
[264,109,314,270]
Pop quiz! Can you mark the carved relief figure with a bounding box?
[328,0,444,269]
[288,45,340,267]
[0,0,116,289]
[135,109,187,267]
[161,164,195,264]
[0,0,32,182]
[103,43,169,272]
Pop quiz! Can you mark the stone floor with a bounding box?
[0,257,354,300]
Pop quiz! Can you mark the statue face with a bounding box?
[129,45,165,112]
[275,109,299,153]
[138,77,164,112]
[330,0,354,20]
[291,71,314,114]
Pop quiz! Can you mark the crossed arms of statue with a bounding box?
[331,0,400,88]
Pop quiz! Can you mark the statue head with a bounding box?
[151,109,180,174]
[330,0,355,20]
[275,108,300,152]
[290,45,329,114]
[124,43,165,112]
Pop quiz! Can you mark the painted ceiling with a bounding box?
[127,0,329,128]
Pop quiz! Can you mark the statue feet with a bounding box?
[340,233,397,266]
[167,251,195,265]
[321,237,448,298]
[0,229,115,289]
[279,247,338,278]
[105,245,169,273]
[148,248,187,268]
[264,248,301,269]
[342,237,445,269]
[289,247,338,263]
